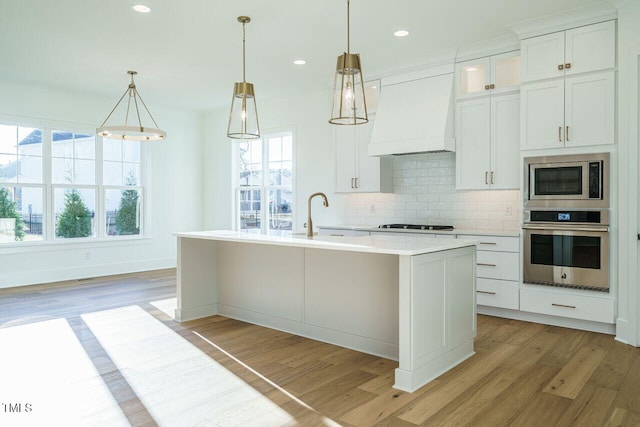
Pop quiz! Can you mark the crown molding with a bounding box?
[508,2,618,40]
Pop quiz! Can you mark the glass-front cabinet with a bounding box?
[455,51,521,99]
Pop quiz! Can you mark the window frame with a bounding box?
[234,130,295,234]
[0,114,149,246]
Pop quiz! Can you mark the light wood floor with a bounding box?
[1,269,639,426]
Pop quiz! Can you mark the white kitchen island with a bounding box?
[174,230,477,392]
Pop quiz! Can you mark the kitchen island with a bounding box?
[175,230,477,392]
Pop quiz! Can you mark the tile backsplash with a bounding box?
[346,152,522,231]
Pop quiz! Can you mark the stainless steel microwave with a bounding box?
[524,153,609,208]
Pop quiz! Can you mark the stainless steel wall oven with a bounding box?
[523,210,609,292]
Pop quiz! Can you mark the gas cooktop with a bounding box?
[378,224,454,231]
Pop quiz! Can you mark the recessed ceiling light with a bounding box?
[394,30,409,37]
[293,59,307,65]
[132,4,151,13]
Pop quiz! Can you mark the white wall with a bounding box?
[615,0,640,346]
[202,89,348,232]
[345,152,521,231]
[0,81,204,287]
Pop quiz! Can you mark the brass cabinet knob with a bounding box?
[558,64,564,70]
[490,84,495,89]
[484,84,490,90]
[565,63,571,69]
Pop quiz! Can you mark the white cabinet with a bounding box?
[455,51,521,99]
[317,228,370,237]
[334,119,392,193]
[521,71,615,149]
[521,20,615,83]
[520,288,615,324]
[458,234,520,310]
[456,93,520,190]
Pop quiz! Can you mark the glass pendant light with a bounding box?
[329,0,368,125]
[227,16,260,140]
[97,71,166,141]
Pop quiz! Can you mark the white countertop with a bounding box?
[175,230,478,256]
[318,224,520,237]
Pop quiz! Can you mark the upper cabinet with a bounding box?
[521,20,615,83]
[456,93,520,190]
[521,71,615,150]
[455,51,521,99]
[334,80,392,193]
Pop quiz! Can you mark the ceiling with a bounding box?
[0,0,616,112]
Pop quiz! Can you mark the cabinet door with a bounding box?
[490,94,520,189]
[456,98,491,190]
[491,51,521,95]
[564,20,615,77]
[333,126,357,192]
[455,57,491,99]
[520,80,565,150]
[521,31,565,82]
[355,120,383,192]
[564,71,615,147]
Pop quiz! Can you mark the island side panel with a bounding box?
[175,236,219,321]
[217,242,305,323]
[304,248,400,359]
[395,245,477,392]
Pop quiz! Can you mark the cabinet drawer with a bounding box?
[520,288,615,323]
[458,234,519,252]
[476,251,519,281]
[318,228,370,237]
[477,278,519,310]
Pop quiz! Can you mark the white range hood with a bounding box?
[369,65,456,156]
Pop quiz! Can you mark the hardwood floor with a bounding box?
[1,269,639,426]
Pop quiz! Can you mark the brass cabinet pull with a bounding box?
[351,178,355,188]
[329,234,344,236]
[477,290,497,295]
[490,83,495,89]
[485,171,489,184]
[565,63,571,69]
[484,84,491,90]
[490,171,494,184]
[558,64,564,70]
[479,241,497,245]
[477,263,497,267]
[355,177,359,188]
[552,303,576,309]
[565,126,569,142]
[558,126,562,142]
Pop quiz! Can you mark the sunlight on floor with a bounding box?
[81,305,297,426]
[0,319,128,427]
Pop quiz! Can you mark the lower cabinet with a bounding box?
[459,234,520,310]
[520,288,615,324]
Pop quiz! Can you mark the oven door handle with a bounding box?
[522,224,610,232]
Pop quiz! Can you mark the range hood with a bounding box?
[369,66,455,156]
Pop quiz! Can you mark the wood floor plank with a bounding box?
[543,346,608,399]
[509,392,573,427]
[589,340,637,391]
[610,353,640,413]
[555,384,617,426]
[395,342,519,424]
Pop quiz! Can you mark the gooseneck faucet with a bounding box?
[307,192,329,237]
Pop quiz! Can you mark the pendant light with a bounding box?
[97,71,166,141]
[329,0,368,125]
[227,16,260,140]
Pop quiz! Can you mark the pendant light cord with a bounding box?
[242,21,246,83]
[346,0,350,55]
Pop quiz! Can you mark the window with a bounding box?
[0,117,145,244]
[237,132,293,234]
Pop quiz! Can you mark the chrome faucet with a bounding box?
[307,192,329,237]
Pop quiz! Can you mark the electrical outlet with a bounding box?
[370,204,376,214]
[504,205,512,216]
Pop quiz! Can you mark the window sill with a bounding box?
[0,235,154,254]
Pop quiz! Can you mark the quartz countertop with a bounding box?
[318,225,520,237]
[175,230,478,256]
